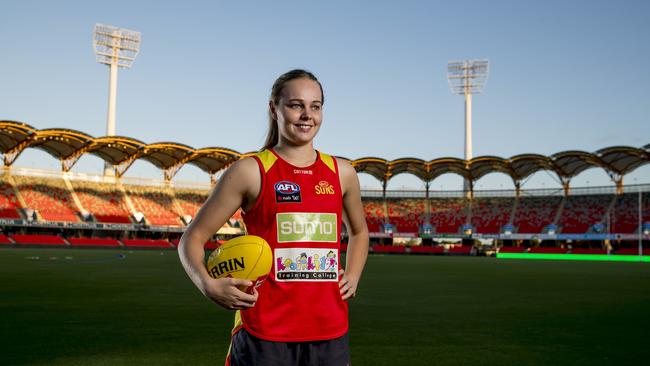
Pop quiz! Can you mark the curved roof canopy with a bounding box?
[0,121,648,186]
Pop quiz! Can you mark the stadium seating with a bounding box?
[371,245,407,254]
[528,247,566,254]
[0,234,13,244]
[514,196,562,233]
[609,193,650,233]
[67,237,122,247]
[616,248,649,255]
[169,238,223,249]
[11,234,67,246]
[174,188,208,218]
[362,198,386,232]
[0,177,22,219]
[122,239,173,248]
[70,179,133,224]
[471,197,514,234]
[558,194,612,233]
[429,197,467,234]
[447,245,473,255]
[124,184,182,226]
[13,175,80,222]
[409,246,445,254]
[570,248,607,254]
[498,246,526,253]
[386,198,425,233]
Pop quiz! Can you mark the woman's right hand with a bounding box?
[203,277,259,310]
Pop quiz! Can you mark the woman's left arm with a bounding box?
[337,158,369,300]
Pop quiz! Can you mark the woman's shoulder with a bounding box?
[222,156,260,181]
[334,156,355,176]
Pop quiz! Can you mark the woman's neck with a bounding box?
[273,143,317,167]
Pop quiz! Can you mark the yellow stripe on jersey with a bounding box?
[319,152,337,174]
[231,310,243,335]
[256,149,278,173]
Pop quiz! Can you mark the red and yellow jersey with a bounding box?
[235,148,347,342]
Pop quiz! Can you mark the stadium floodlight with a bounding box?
[447,59,489,192]
[93,24,141,176]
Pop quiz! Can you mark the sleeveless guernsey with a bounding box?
[235,149,348,342]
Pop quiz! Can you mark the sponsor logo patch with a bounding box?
[276,212,338,243]
[315,180,335,195]
[275,248,339,281]
[274,181,301,203]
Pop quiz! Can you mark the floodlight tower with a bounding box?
[93,24,141,176]
[447,59,489,192]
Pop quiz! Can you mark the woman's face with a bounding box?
[271,77,323,147]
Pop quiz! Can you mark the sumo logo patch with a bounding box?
[274,248,338,281]
[275,181,301,203]
[276,213,338,243]
[315,180,335,195]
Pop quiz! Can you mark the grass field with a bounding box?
[1,248,648,366]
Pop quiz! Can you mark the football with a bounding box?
[206,235,273,292]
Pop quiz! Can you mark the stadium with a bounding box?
[1,120,648,257]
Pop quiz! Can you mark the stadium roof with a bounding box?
[1,121,649,187]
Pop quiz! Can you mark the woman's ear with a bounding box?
[269,100,277,120]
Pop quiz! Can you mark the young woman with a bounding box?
[178,69,369,366]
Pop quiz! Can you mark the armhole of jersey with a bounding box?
[244,156,266,215]
[324,154,343,195]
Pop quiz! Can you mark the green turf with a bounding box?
[1,248,648,365]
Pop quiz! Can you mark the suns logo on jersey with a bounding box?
[315,180,335,195]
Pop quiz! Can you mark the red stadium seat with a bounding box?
[13,175,80,222]
[11,234,67,246]
[67,237,122,247]
[122,239,173,248]
[124,184,182,226]
[447,246,472,255]
[499,246,526,253]
[371,245,406,254]
[514,196,562,234]
[471,197,514,234]
[430,197,467,234]
[409,246,444,254]
[0,178,22,219]
[558,194,612,233]
[0,234,14,245]
[70,180,133,224]
[529,247,566,254]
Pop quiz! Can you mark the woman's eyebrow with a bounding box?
[287,98,322,104]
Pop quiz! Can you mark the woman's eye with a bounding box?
[289,104,302,109]
[311,105,321,111]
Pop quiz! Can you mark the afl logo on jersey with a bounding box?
[275,181,302,203]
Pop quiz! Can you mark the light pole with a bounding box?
[93,24,141,176]
[447,59,489,192]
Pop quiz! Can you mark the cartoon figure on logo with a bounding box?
[276,257,286,271]
[284,258,295,271]
[297,252,308,270]
[307,254,316,270]
[312,254,320,271]
[325,250,337,272]
[319,254,327,270]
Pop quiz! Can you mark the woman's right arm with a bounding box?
[178,157,260,310]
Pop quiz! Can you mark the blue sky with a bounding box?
[1,0,649,190]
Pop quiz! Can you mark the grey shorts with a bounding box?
[228,328,350,366]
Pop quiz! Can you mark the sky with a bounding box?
[1,0,649,190]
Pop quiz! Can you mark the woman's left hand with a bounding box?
[338,269,358,301]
